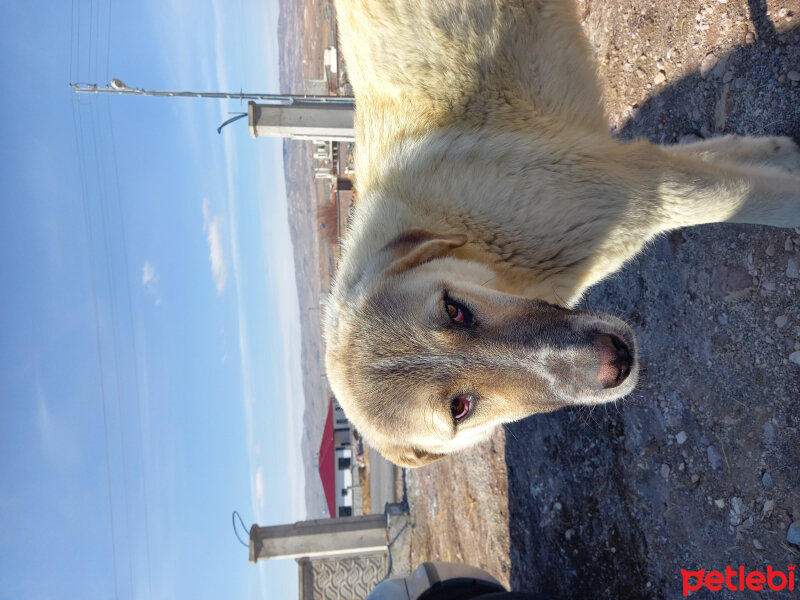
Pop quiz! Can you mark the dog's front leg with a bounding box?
[632,140,800,230]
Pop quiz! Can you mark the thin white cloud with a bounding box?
[137,2,286,597]
[202,5,267,527]
[202,198,228,294]
[35,379,78,466]
[142,261,156,285]
[141,261,161,304]
[147,0,304,573]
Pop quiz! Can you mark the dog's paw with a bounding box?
[669,135,800,174]
[748,136,800,174]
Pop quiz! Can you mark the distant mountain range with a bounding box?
[277,0,334,519]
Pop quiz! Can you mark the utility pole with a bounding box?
[248,514,388,562]
[70,79,355,141]
[247,101,354,142]
[70,80,354,105]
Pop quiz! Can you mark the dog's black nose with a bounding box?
[593,334,632,388]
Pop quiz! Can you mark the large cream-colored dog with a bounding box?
[324,0,800,467]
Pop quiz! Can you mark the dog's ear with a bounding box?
[381,444,446,468]
[383,229,467,275]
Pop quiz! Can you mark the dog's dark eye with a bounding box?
[445,299,473,324]
[450,395,472,422]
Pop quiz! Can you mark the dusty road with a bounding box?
[406,1,800,598]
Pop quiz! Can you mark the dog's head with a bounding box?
[324,230,638,467]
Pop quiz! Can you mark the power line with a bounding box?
[71,93,121,600]
[71,4,152,598]
[104,95,155,599]
[89,93,138,594]
[72,5,157,596]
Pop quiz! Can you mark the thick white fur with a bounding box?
[324,0,800,466]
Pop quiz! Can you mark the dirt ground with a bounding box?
[405,1,800,598]
[406,432,512,580]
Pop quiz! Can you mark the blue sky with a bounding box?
[0,0,306,597]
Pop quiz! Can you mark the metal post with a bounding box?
[70,81,354,106]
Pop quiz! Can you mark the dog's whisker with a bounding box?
[551,287,569,308]
[481,272,499,287]
[482,263,515,288]
[502,423,521,443]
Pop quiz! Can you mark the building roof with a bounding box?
[318,400,336,518]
